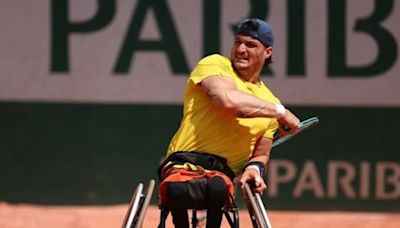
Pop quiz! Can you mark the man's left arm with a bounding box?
[239,136,272,194]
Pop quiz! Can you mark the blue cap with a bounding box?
[235,18,274,47]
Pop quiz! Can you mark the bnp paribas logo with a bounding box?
[50,0,398,78]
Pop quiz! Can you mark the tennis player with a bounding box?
[158,18,300,228]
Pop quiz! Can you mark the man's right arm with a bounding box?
[201,75,300,130]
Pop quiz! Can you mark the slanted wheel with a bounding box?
[243,183,268,228]
[122,183,143,228]
[135,179,155,228]
[122,179,155,228]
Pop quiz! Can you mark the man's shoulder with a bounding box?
[198,54,230,65]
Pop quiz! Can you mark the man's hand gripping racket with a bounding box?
[272,116,319,148]
[243,117,319,228]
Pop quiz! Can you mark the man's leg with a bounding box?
[167,182,189,228]
[205,176,228,228]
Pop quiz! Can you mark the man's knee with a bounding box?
[167,182,188,206]
[206,176,228,204]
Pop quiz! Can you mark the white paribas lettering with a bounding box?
[268,159,400,200]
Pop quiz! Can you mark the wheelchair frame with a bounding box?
[122,179,270,228]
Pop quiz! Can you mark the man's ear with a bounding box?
[264,47,273,60]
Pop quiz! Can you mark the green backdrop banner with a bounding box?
[0,102,398,211]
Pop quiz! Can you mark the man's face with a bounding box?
[231,35,272,71]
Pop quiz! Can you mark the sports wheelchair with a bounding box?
[121,179,272,228]
[121,117,319,227]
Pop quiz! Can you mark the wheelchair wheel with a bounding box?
[135,179,155,228]
[254,193,272,228]
[122,179,155,228]
[243,183,270,228]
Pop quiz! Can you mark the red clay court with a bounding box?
[1,202,399,228]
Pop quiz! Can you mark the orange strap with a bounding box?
[159,168,235,205]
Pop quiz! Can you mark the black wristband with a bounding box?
[243,161,265,178]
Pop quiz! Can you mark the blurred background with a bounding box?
[0,0,399,213]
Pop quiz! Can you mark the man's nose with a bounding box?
[236,43,246,52]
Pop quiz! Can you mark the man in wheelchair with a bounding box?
[158,18,300,228]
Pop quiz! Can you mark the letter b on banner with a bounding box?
[328,0,398,77]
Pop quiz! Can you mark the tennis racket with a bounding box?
[272,117,319,148]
